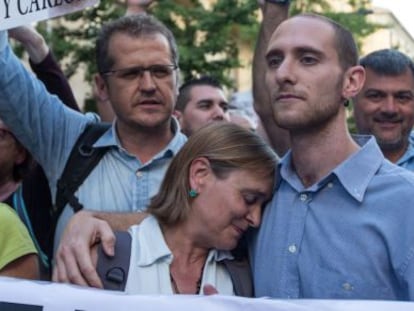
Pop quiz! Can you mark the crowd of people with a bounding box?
[2,0,414,302]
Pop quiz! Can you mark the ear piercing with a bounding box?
[188,189,198,198]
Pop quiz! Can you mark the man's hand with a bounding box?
[8,26,49,64]
[52,210,116,288]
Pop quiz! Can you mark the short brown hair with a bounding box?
[147,122,278,225]
[96,14,178,74]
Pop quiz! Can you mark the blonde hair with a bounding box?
[147,122,278,225]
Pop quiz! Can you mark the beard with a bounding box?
[375,135,406,152]
[271,72,346,133]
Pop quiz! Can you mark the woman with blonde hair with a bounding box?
[99,122,277,296]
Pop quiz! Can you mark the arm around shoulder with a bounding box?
[53,210,147,287]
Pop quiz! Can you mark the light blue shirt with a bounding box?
[396,131,414,170]
[0,32,187,250]
[126,216,235,295]
[251,135,414,300]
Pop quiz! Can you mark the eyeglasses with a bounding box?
[0,128,13,141]
[101,64,178,80]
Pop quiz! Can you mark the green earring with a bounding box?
[189,189,198,198]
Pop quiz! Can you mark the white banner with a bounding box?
[1,277,414,311]
[0,0,99,31]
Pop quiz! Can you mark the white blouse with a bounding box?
[125,216,235,295]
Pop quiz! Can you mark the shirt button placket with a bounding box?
[299,193,308,202]
[342,282,354,292]
[288,244,297,253]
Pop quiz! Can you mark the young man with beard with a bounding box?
[251,13,414,300]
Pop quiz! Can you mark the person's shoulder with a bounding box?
[376,159,414,189]
[169,118,188,153]
[0,203,20,225]
[0,203,33,247]
[128,215,157,234]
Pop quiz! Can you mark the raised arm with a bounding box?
[8,26,79,111]
[253,0,290,157]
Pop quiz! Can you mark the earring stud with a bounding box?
[189,189,198,198]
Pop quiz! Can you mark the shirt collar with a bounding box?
[397,131,414,166]
[332,135,383,202]
[276,135,384,202]
[136,216,233,266]
[136,216,172,266]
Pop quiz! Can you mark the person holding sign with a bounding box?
[0,13,187,258]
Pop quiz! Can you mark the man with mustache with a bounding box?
[353,49,414,168]
[0,14,187,255]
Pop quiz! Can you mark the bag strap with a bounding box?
[223,236,254,297]
[54,122,111,217]
[222,257,253,297]
[12,186,50,270]
[96,230,253,295]
[97,231,132,291]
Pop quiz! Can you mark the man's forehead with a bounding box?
[269,15,334,49]
[190,85,226,99]
[365,68,414,84]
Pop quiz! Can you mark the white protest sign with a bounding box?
[0,0,99,31]
[1,277,414,311]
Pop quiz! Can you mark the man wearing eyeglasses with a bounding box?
[0,14,187,256]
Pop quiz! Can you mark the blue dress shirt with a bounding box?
[251,135,414,300]
[0,32,187,250]
[397,131,414,171]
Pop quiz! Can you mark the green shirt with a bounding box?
[0,203,37,270]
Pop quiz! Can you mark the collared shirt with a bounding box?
[251,135,414,300]
[126,216,235,295]
[396,131,414,170]
[0,32,187,250]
